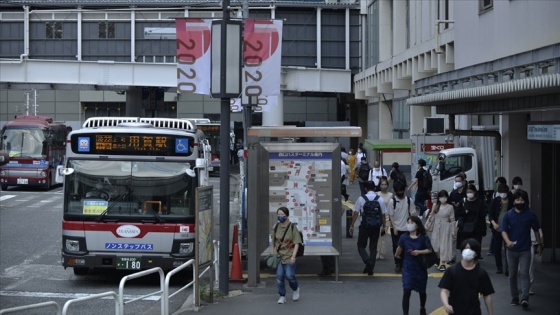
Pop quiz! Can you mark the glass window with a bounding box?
[479,0,493,13]
[1,127,46,158]
[99,21,115,39]
[46,22,62,39]
[437,153,473,181]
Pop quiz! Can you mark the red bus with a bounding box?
[0,116,70,190]
[58,117,209,275]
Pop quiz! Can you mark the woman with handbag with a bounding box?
[427,190,456,271]
[456,185,485,250]
[394,216,434,315]
[271,207,302,304]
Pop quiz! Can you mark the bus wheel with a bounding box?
[0,185,7,191]
[43,176,51,191]
[73,267,89,276]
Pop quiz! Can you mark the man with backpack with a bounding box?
[389,162,407,189]
[407,159,432,218]
[349,181,388,275]
[355,156,371,196]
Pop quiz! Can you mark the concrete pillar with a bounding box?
[262,93,283,126]
[125,87,144,116]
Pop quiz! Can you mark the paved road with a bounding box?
[166,179,560,315]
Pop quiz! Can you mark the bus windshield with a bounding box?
[1,127,47,158]
[63,160,196,221]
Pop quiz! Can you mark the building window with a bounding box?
[99,21,115,39]
[479,0,493,13]
[46,22,62,39]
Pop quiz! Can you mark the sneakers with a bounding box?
[438,264,447,271]
[395,265,402,273]
[420,307,427,315]
[292,287,300,301]
[496,269,503,274]
[529,288,535,295]
[487,250,493,256]
[277,296,286,304]
[521,299,529,309]
[510,297,519,306]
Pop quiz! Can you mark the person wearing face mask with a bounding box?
[439,239,495,315]
[368,160,387,189]
[510,176,530,206]
[376,178,393,260]
[501,190,542,309]
[456,185,486,254]
[355,156,372,196]
[488,184,513,276]
[488,177,507,256]
[271,207,302,304]
[389,181,417,273]
[395,216,433,315]
[425,190,456,271]
[449,174,467,219]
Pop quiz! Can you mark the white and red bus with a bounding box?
[0,115,70,190]
[58,117,209,275]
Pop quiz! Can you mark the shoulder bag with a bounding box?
[419,235,439,269]
[266,223,290,270]
[424,212,435,232]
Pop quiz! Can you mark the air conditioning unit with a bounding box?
[424,117,446,134]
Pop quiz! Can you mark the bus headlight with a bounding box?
[179,242,194,254]
[66,239,80,252]
[39,171,46,177]
[0,170,5,176]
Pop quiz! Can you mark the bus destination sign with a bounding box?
[71,133,193,156]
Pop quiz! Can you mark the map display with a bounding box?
[269,152,333,246]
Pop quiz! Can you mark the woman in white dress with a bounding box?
[376,178,393,259]
[426,190,455,271]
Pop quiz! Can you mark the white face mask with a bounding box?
[467,193,475,199]
[439,197,447,204]
[513,184,521,190]
[380,185,388,191]
[454,182,463,189]
[406,223,417,232]
[499,193,508,199]
[462,248,476,261]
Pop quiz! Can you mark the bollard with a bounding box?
[346,208,353,238]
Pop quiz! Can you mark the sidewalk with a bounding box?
[168,177,560,315]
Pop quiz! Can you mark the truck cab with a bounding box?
[431,147,478,200]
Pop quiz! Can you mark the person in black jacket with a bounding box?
[456,185,486,250]
[488,184,513,275]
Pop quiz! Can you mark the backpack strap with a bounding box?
[275,222,291,252]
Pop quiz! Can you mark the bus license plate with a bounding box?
[116,257,141,270]
[17,178,28,184]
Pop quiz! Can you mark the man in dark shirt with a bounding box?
[407,159,429,217]
[439,239,495,315]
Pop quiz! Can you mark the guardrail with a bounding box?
[62,291,119,315]
[118,267,165,315]
[0,301,61,315]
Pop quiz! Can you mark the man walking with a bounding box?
[501,190,542,309]
[355,156,371,196]
[407,159,430,218]
[349,181,387,275]
[388,181,417,273]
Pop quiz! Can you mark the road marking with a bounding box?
[0,195,16,201]
[0,290,160,301]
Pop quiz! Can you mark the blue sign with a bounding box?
[78,137,91,152]
[175,138,189,154]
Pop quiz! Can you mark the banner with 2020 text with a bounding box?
[176,18,212,95]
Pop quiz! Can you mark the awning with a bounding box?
[365,139,412,151]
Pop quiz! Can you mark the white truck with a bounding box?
[412,131,501,204]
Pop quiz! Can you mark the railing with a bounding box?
[0,301,61,315]
[118,267,165,315]
[62,291,119,315]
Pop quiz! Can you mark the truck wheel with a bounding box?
[73,267,89,275]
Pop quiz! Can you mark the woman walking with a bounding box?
[272,207,302,304]
[426,190,456,271]
[348,149,357,184]
[457,184,486,247]
[395,216,433,315]
[376,178,393,259]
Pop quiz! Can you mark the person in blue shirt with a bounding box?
[500,190,543,310]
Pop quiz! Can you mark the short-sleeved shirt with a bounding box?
[414,168,428,193]
[272,222,303,264]
[388,196,417,231]
[354,191,387,220]
[438,263,495,315]
[500,207,541,252]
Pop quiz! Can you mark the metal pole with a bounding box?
[241,0,251,245]
[219,0,231,295]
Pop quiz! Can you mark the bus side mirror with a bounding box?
[6,142,11,151]
[42,141,48,155]
[0,151,9,166]
[56,166,74,184]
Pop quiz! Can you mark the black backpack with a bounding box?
[421,169,433,191]
[358,163,371,181]
[394,170,407,186]
[392,196,411,213]
[361,195,382,228]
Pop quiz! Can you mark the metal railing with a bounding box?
[62,291,119,315]
[0,301,61,315]
[118,267,165,315]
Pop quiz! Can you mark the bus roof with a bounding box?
[83,117,195,132]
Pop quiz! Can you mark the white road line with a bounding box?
[0,195,16,201]
[0,291,160,301]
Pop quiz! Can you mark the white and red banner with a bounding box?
[176,18,212,95]
[243,19,283,99]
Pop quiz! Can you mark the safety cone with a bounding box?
[229,242,247,283]
[231,224,239,254]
